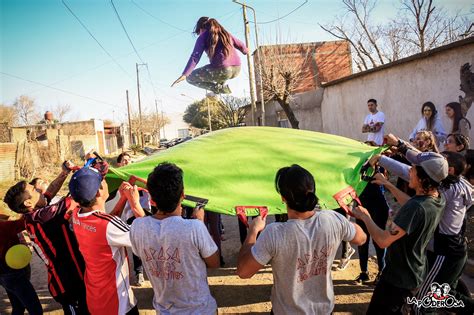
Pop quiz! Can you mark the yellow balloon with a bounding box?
[5,244,32,269]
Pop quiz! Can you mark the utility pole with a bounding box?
[161,109,166,139]
[154,99,160,144]
[233,0,265,126]
[239,3,256,126]
[126,90,133,145]
[205,91,212,131]
[136,63,145,146]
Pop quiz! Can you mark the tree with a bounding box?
[53,103,72,122]
[320,0,471,71]
[257,44,316,129]
[214,96,248,128]
[183,100,209,130]
[0,104,18,126]
[130,110,170,145]
[13,95,39,126]
[459,63,474,116]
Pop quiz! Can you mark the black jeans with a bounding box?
[357,182,389,272]
[0,266,43,315]
[367,278,413,315]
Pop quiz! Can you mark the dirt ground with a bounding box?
[0,214,379,314]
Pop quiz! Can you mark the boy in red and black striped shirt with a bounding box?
[4,163,88,315]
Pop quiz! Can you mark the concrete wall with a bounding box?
[321,39,474,143]
[162,112,190,140]
[252,88,324,131]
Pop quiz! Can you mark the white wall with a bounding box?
[162,112,190,140]
[321,41,474,144]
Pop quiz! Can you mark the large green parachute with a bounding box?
[106,127,383,215]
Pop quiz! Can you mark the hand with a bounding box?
[171,75,186,87]
[384,134,399,147]
[120,182,140,206]
[371,173,388,186]
[368,154,381,167]
[61,160,75,174]
[192,206,205,221]
[249,215,266,233]
[352,205,371,220]
[128,175,137,186]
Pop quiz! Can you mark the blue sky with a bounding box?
[1,0,472,122]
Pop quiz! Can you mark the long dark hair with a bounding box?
[194,17,233,59]
[275,164,318,213]
[446,102,471,133]
[421,101,437,131]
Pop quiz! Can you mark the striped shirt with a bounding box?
[72,209,136,315]
[25,197,86,303]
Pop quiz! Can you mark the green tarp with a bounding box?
[106,127,384,216]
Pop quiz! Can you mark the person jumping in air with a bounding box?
[171,16,248,94]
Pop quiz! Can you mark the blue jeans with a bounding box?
[0,266,42,315]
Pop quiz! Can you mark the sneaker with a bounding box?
[354,272,370,285]
[220,255,225,268]
[337,247,356,271]
[206,91,217,98]
[135,273,144,286]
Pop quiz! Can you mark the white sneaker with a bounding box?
[337,247,356,271]
[206,91,217,98]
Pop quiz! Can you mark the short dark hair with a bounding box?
[275,164,318,213]
[117,152,131,164]
[442,151,466,176]
[440,151,466,189]
[415,165,440,193]
[367,99,377,104]
[4,181,30,214]
[75,196,98,208]
[147,162,184,213]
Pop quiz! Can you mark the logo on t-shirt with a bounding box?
[407,282,464,309]
[296,245,331,282]
[143,246,184,281]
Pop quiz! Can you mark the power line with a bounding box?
[249,0,308,24]
[61,0,133,80]
[130,0,189,32]
[110,0,145,63]
[1,71,120,108]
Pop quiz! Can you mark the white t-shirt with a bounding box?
[130,216,218,315]
[105,190,151,222]
[364,111,385,145]
[251,210,356,315]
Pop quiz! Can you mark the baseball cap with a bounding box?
[69,167,103,203]
[405,149,448,183]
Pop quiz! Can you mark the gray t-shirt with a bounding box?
[130,216,218,315]
[251,210,356,315]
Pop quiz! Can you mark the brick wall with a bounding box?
[0,143,16,181]
[254,40,352,99]
[0,124,11,143]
